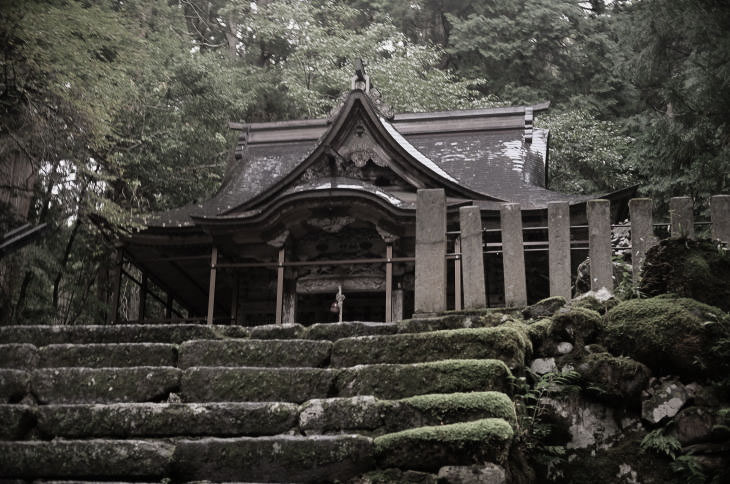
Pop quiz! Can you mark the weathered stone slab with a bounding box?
[178,339,331,368]
[669,196,694,239]
[629,198,656,284]
[0,369,30,403]
[397,311,505,334]
[335,359,512,400]
[0,324,220,345]
[500,203,527,307]
[0,440,174,479]
[36,402,297,438]
[299,392,516,436]
[31,367,181,404]
[331,327,530,369]
[172,435,374,482]
[711,195,730,243]
[414,189,447,315]
[305,321,398,341]
[249,323,306,340]
[0,344,38,368]
[548,201,572,301]
[0,404,34,439]
[459,206,487,309]
[181,367,337,403]
[587,199,613,293]
[438,464,507,484]
[38,343,177,368]
[374,418,513,472]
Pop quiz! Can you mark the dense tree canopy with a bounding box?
[0,0,728,323]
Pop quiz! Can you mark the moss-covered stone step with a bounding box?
[0,324,248,345]
[181,367,337,403]
[299,391,516,435]
[374,418,513,472]
[0,405,34,439]
[31,367,181,404]
[36,343,177,368]
[171,435,373,482]
[396,309,519,334]
[0,440,174,479]
[305,321,398,340]
[0,369,30,403]
[335,359,512,400]
[0,344,39,368]
[32,402,297,438]
[331,327,530,369]
[178,339,332,368]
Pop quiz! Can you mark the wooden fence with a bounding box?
[414,189,730,314]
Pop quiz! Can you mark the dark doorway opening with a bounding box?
[296,292,386,325]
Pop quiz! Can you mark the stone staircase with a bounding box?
[0,312,529,483]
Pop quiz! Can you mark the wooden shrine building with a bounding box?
[119,68,634,325]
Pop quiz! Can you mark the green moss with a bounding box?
[551,307,604,344]
[570,295,617,314]
[577,352,651,403]
[526,318,553,348]
[523,296,567,319]
[402,391,516,424]
[332,327,531,369]
[335,359,513,399]
[375,418,513,450]
[604,296,730,377]
[374,419,514,470]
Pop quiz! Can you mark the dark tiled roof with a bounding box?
[145,94,592,227]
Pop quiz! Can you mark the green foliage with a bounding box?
[537,110,636,195]
[640,428,682,460]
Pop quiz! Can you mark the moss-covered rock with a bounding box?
[603,297,730,377]
[31,367,181,404]
[576,352,651,404]
[36,402,298,438]
[0,344,39,369]
[306,321,398,341]
[374,418,513,471]
[172,435,374,482]
[551,307,604,345]
[640,238,730,312]
[332,326,530,369]
[570,295,618,315]
[335,359,512,399]
[181,367,337,403]
[0,324,221,345]
[0,369,30,403]
[178,339,332,368]
[0,439,175,479]
[0,405,35,439]
[38,343,177,368]
[399,391,516,426]
[249,323,306,339]
[523,296,566,320]
[351,468,438,483]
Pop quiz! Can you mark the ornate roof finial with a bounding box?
[351,58,370,93]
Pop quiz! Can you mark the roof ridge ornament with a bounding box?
[352,58,370,93]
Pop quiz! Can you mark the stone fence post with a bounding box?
[459,206,486,309]
[587,199,612,293]
[500,203,527,307]
[414,189,447,315]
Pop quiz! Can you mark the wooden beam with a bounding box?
[206,247,218,325]
[275,248,285,325]
[385,244,393,323]
[137,273,148,321]
[109,248,122,324]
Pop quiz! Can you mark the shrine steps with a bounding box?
[0,313,527,483]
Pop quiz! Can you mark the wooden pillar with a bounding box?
[500,203,527,307]
[109,248,122,324]
[548,202,571,301]
[587,199,613,293]
[459,206,486,309]
[629,198,655,284]
[414,189,447,315]
[137,272,148,322]
[670,196,694,239]
[230,276,239,324]
[453,237,462,310]
[206,246,218,325]
[711,195,730,243]
[385,244,393,322]
[165,293,173,320]
[275,247,285,325]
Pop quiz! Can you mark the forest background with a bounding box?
[0,0,728,324]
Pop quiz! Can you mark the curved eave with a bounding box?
[191,187,419,229]
[223,91,506,215]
